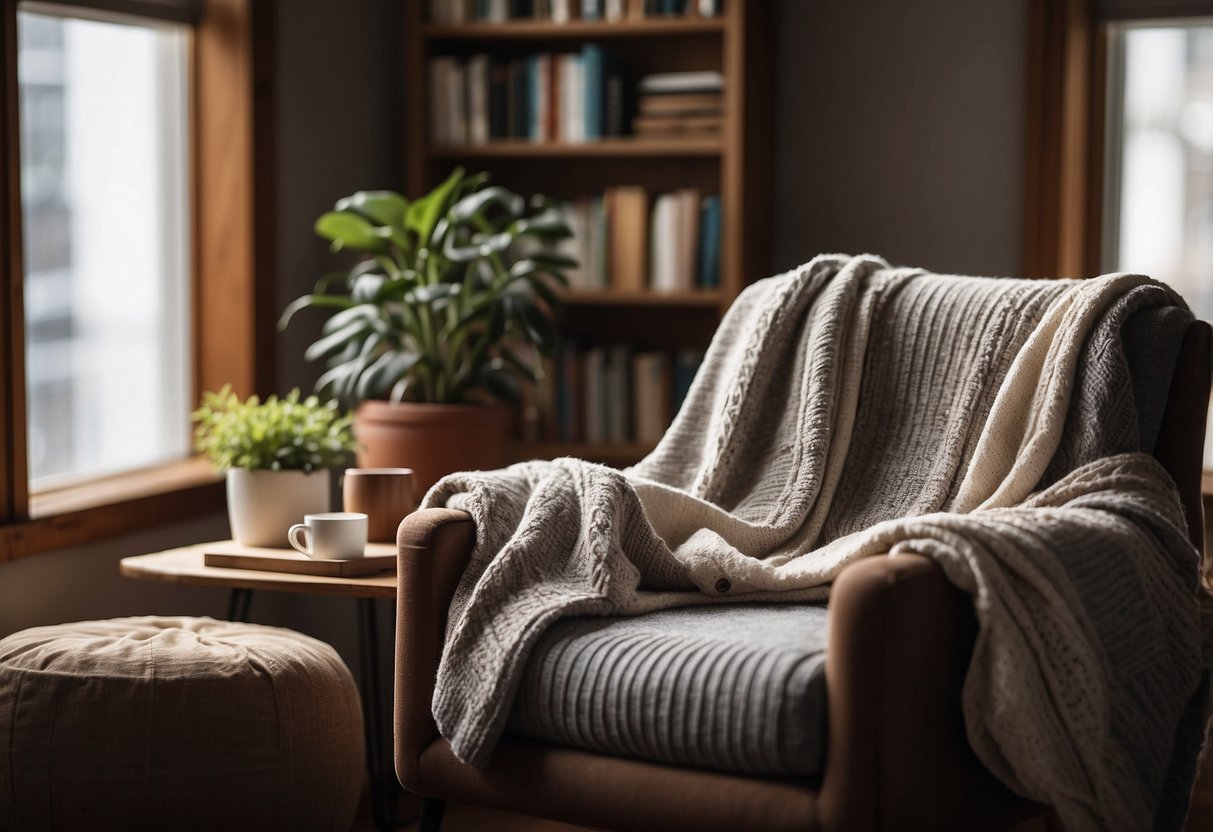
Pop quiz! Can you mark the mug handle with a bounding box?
[287,523,311,556]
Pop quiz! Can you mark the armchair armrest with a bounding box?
[818,554,1043,831]
[394,508,476,792]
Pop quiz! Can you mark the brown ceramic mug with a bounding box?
[342,468,416,543]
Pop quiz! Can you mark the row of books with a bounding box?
[428,48,626,144]
[555,189,721,292]
[636,71,724,138]
[526,344,704,445]
[429,0,721,24]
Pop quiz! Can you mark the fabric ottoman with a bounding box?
[0,616,364,832]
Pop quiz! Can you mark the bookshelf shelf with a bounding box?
[563,289,723,307]
[424,18,725,40]
[426,139,723,159]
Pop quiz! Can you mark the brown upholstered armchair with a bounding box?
[393,321,1211,832]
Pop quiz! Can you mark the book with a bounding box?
[697,194,721,289]
[633,352,672,445]
[606,186,648,292]
[638,92,723,117]
[638,71,725,95]
[605,344,631,442]
[582,346,607,442]
[633,114,723,136]
[466,54,490,144]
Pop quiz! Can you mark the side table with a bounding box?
[120,543,407,831]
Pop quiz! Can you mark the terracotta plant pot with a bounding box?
[353,401,513,499]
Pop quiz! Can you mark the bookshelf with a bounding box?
[404,1,773,466]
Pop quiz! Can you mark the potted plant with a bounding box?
[193,386,357,547]
[279,168,575,495]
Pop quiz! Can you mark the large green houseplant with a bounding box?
[280,168,575,493]
[193,387,357,547]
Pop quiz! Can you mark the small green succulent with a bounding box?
[192,386,357,472]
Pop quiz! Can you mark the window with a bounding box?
[1104,21,1213,326]
[0,0,266,560]
[19,8,191,490]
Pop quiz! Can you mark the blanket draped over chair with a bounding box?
[423,254,1213,832]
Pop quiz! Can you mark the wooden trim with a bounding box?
[0,0,28,524]
[1024,0,1104,279]
[0,458,224,562]
[194,0,270,401]
[22,0,203,25]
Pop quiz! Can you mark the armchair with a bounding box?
[394,320,1211,832]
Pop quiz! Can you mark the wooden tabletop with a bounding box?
[120,542,398,600]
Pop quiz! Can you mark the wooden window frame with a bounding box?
[0,0,275,562]
[1025,0,1213,278]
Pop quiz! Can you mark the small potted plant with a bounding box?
[193,386,357,547]
[279,167,575,494]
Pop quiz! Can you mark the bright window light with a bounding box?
[1104,21,1213,465]
[18,9,191,490]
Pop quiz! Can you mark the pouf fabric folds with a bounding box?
[0,616,364,832]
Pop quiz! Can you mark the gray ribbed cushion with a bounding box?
[508,604,829,776]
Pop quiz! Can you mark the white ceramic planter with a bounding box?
[226,469,331,548]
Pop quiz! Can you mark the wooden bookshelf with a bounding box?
[405,1,773,467]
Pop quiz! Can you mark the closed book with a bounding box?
[511,0,534,16]
[582,346,607,443]
[539,354,558,442]
[638,92,723,116]
[552,0,573,21]
[638,71,725,95]
[606,344,631,442]
[529,54,551,141]
[489,59,510,138]
[649,194,679,292]
[589,196,609,289]
[633,114,723,136]
[582,44,603,140]
[581,0,601,19]
[605,0,625,19]
[626,0,646,17]
[557,342,582,442]
[509,59,529,138]
[428,58,448,143]
[605,72,627,135]
[466,54,490,144]
[632,352,671,445]
[606,186,648,292]
[556,200,588,289]
[696,0,719,15]
[487,0,508,20]
[672,348,703,414]
[448,60,468,143]
[697,194,721,288]
[677,188,700,291]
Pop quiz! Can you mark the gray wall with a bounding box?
[771,0,1029,278]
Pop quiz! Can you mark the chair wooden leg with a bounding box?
[418,797,446,832]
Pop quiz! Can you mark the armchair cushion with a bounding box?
[508,603,829,776]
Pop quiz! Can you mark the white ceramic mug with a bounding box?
[287,512,368,559]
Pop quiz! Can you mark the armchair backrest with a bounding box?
[1152,320,1212,556]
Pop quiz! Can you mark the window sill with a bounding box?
[0,457,225,563]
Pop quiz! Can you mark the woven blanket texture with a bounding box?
[423,253,1211,832]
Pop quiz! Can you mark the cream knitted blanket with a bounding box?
[423,254,1210,831]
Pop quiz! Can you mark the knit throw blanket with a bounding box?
[423,254,1212,832]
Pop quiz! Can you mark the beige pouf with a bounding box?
[0,616,364,832]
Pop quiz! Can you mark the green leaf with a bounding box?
[449,186,525,223]
[478,361,522,403]
[335,190,408,228]
[315,211,386,253]
[278,294,356,331]
[305,319,373,362]
[320,303,377,335]
[513,207,573,239]
[355,350,421,400]
[527,251,579,270]
[405,167,464,243]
